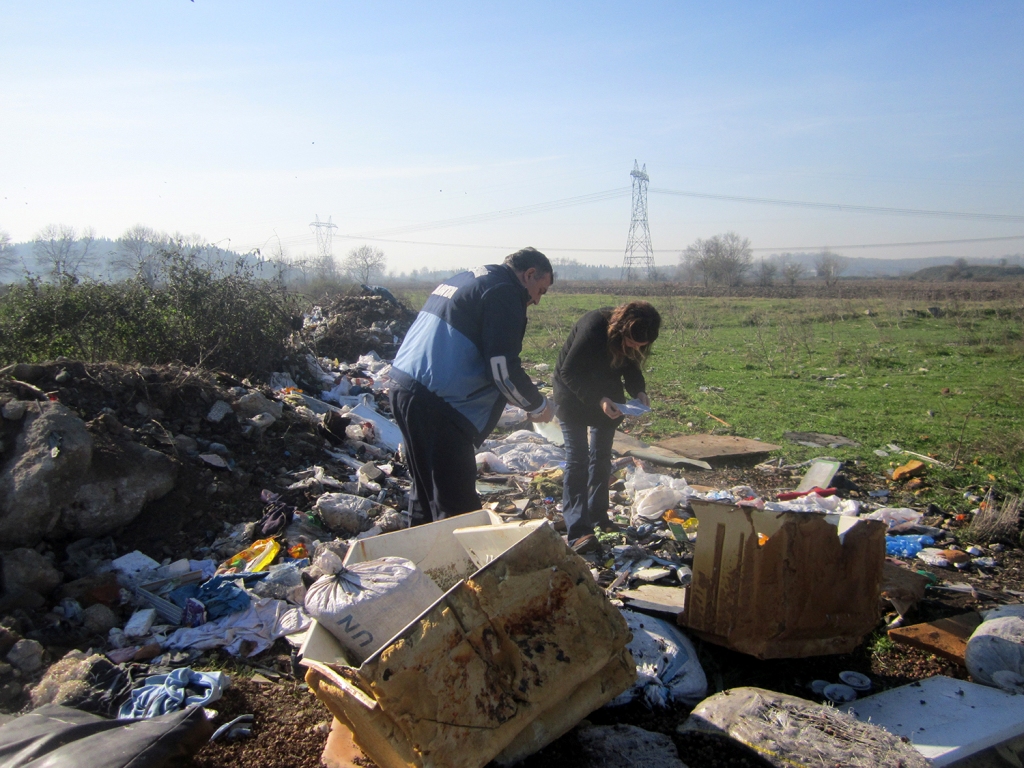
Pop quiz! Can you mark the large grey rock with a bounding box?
[64,440,177,539]
[6,639,44,674]
[0,548,63,612]
[82,604,118,635]
[0,403,177,546]
[235,391,283,420]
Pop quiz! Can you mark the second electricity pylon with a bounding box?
[309,215,338,265]
[621,161,654,281]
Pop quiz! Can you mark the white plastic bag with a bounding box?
[304,556,444,664]
[624,466,690,497]
[633,486,690,523]
[475,451,511,474]
[497,405,528,428]
[607,609,707,708]
[624,467,694,524]
[315,492,375,536]
[966,614,1024,690]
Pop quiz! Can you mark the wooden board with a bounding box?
[888,612,982,665]
[618,584,688,623]
[653,435,781,467]
[612,431,712,470]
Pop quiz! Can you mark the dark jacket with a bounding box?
[553,309,646,426]
[391,264,547,443]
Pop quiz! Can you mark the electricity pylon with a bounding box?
[621,161,654,281]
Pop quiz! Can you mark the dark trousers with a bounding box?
[390,385,481,525]
[560,418,616,541]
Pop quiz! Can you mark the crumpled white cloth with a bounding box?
[477,430,565,473]
[861,507,923,531]
[162,597,310,657]
[763,492,860,515]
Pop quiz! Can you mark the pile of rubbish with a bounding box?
[3,322,1024,767]
[288,286,417,370]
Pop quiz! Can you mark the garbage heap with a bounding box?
[2,337,1023,768]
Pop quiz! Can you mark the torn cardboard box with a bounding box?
[302,514,635,768]
[684,500,886,658]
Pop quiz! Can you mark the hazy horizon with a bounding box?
[2,2,1022,273]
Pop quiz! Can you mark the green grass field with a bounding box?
[404,287,1024,509]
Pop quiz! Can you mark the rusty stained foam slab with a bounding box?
[887,611,982,665]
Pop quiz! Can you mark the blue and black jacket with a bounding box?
[391,264,548,444]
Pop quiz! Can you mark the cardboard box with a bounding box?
[684,499,886,658]
[302,513,635,768]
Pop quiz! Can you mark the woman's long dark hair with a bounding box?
[607,301,661,369]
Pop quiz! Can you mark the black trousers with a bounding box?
[390,384,481,525]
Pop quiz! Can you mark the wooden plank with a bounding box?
[653,434,781,467]
[888,612,982,665]
[612,431,712,470]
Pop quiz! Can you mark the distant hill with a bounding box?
[758,251,1024,277]
[907,262,1024,281]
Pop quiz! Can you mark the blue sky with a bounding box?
[2,1,1022,272]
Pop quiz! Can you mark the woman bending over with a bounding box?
[553,301,661,548]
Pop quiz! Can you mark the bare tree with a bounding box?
[112,224,166,285]
[814,250,847,288]
[343,244,387,284]
[681,232,752,287]
[755,259,778,287]
[681,238,715,287]
[33,224,96,282]
[777,253,805,286]
[0,229,16,278]
[311,251,339,282]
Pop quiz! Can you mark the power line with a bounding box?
[325,232,1024,254]
[347,188,630,238]
[649,187,1024,223]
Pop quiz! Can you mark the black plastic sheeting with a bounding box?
[0,704,213,768]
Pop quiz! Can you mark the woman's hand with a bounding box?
[636,392,650,407]
[600,397,623,419]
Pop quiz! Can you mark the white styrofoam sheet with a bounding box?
[350,403,404,453]
[841,675,1024,766]
[795,459,841,493]
[452,520,547,568]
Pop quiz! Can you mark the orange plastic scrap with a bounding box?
[892,459,926,481]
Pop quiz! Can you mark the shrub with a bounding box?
[0,249,300,379]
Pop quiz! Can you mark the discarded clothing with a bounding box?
[170,576,251,620]
[478,430,566,473]
[117,667,229,719]
[257,500,295,538]
[163,597,310,657]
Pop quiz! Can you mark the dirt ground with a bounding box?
[2,358,1021,768]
